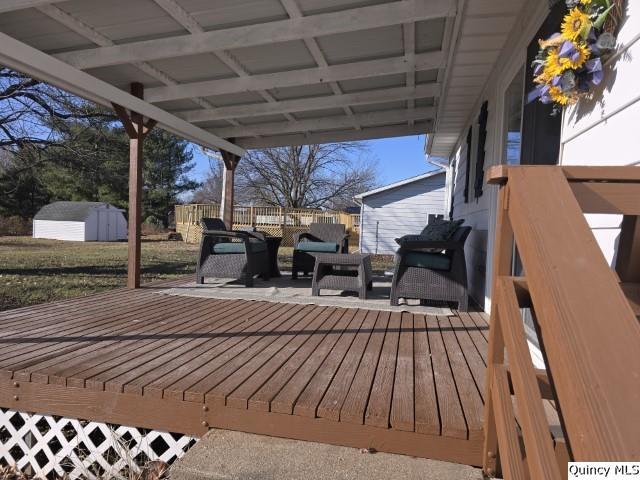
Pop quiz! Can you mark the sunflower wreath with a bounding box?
[529,0,621,112]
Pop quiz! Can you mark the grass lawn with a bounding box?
[0,236,200,312]
[0,236,394,312]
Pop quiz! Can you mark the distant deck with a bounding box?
[0,279,489,466]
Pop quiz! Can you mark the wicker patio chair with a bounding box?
[196,217,270,287]
[390,226,471,311]
[292,223,349,279]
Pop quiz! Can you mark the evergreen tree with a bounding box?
[0,148,50,218]
[143,130,200,227]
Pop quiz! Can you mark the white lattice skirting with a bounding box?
[0,408,197,479]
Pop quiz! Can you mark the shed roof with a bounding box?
[34,201,113,221]
[0,0,527,155]
[355,169,445,199]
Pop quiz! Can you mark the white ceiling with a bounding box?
[0,0,527,155]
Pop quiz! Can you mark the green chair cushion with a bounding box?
[404,251,451,271]
[213,240,267,254]
[296,241,339,253]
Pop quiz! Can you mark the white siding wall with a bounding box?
[360,174,446,255]
[449,129,493,307]
[560,0,640,264]
[33,220,86,241]
[444,0,548,310]
[443,0,638,311]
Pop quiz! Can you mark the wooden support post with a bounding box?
[220,144,240,230]
[112,83,157,289]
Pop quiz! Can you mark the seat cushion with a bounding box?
[213,240,267,254]
[404,251,451,271]
[296,241,339,253]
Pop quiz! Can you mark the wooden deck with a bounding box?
[0,280,489,466]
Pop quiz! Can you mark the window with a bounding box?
[503,67,525,165]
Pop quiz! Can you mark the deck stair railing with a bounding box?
[483,166,640,479]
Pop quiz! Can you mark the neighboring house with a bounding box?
[429,0,640,311]
[33,201,127,242]
[354,170,446,255]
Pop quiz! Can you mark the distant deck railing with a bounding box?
[175,204,360,246]
[482,166,640,478]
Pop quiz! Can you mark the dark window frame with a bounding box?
[463,127,472,203]
[474,101,489,199]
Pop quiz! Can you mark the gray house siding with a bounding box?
[359,174,446,255]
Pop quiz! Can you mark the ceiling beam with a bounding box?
[146,51,444,102]
[212,107,435,138]
[178,83,440,122]
[53,0,455,69]
[237,123,432,149]
[0,32,244,156]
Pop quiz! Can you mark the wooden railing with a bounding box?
[483,166,640,479]
[174,204,360,245]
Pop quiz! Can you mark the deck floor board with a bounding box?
[0,284,489,464]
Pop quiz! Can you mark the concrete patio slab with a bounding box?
[157,274,453,316]
[170,429,484,480]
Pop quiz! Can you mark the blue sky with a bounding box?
[189,134,438,189]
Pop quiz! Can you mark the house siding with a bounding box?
[442,0,638,311]
[560,1,640,265]
[443,0,548,310]
[359,174,446,255]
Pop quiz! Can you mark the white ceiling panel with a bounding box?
[179,0,288,30]
[338,73,406,93]
[147,53,237,83]
[415,18,446,53]
[292,107,346,119]
[297,0,392,16]
[268,83,334,101]
[228,40,317,75]
[317,25,403,65]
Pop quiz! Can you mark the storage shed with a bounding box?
[33,201,127,242]
[355,170,446,255]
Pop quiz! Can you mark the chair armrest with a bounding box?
[242,230,265,241]
[293,232,317,246]
[202,229,251,239]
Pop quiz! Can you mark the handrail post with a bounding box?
[483,181,514,476]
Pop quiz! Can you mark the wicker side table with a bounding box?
[311,253,373,299]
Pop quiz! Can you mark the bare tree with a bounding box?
[236,143,377,209]
[190,156,224,203]
[0,68,112,152]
